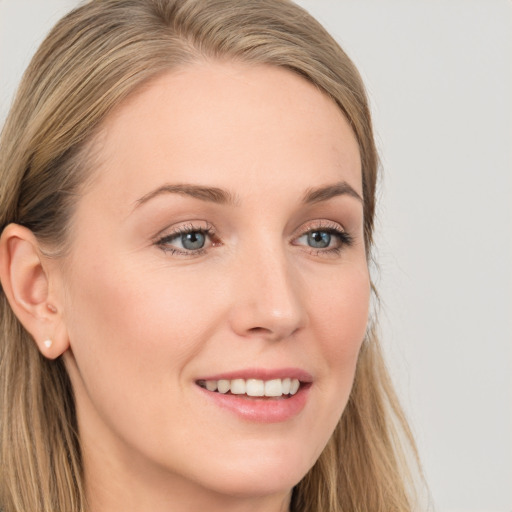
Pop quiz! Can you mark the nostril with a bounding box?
[248,326,270,334]
[246,324,301,341]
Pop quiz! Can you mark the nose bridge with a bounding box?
[229,237,307,340]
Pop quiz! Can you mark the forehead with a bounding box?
[85,61,362,210]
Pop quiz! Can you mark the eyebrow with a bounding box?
[135,183,239,208]
[134,180,362,210]
[302,181,363,204]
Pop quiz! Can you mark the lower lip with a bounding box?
[196,384,311,423]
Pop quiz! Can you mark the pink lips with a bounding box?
[195,367,312,423]
[197,367,313,382]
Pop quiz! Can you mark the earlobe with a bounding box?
[0,223,69,359]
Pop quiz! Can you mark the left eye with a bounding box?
[303,230,332,248]
[176,231,206,250]
[157,229,211,253]
[295,228,349,251]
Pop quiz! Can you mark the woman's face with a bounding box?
[56,62,370,506]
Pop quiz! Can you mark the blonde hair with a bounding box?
[0,1,422,510]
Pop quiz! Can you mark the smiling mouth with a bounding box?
[196,378,304,398]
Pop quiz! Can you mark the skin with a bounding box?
[4,62,370,511]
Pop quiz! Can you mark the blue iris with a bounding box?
[181,231,206,250]
[308,231,331,248]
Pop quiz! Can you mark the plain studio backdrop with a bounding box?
[0,1,511,511]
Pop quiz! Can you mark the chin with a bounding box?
[184,445,316,499]
[195,469,302,500]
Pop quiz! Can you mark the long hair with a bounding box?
[0,1,422,510]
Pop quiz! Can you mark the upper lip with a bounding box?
[196,367,313,382]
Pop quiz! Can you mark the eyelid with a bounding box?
[292,219,346,238]
[154,221,217,256]
[291,219,353,253]
[153,220,214,241]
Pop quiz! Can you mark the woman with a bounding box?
[0,1,422,511]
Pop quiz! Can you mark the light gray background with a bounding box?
[1,1,511,511]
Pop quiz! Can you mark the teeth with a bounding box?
[290,378,300,395]
[217,379,230,394]
[205,380,218,392]
[202,378,301,397]
[230,379,246,395]
[264,379,282,397]
[246,379,265,397]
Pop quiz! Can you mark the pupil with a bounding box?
[182,231,205,250]
[308,231,330,248]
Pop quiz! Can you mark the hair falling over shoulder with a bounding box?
[0,1,426,510]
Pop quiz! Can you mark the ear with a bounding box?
[0,223,69,359]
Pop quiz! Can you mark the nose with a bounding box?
[227,245,308,341]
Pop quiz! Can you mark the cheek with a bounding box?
[314,264,370,357]
[61,256,220,454]
[287,263,369,464]
[62,252,231,407]
[309,264,370,408]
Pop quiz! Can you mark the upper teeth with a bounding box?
[201,378,300,397]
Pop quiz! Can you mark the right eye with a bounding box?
[167,230,207,250]
[156,223,218,256]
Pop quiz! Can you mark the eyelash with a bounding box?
[155,221,353,257]
[294,221,354,256]
[155,222,217,256]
